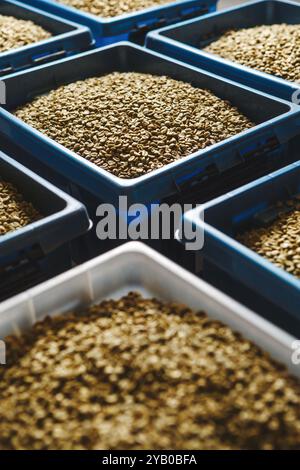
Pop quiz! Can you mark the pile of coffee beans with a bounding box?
[0,181,41,236]
[0,14,51,53]
[238,198,300,278]
[14,72,254,179]
[0,292,299,450]
[59,0,171,18]
[204,24,300,83]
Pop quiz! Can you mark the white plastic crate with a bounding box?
[0,242,298,377]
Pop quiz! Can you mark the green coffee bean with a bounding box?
[0,292,299,450]
[0,181,41,236]
[14,72,254,179]
[238,199,300,278]
[204,24,300,83]
[58,0,174,18]
[0,14,51,53]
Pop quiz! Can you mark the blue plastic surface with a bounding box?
[147,0,300,102]
[0,0,93,75]
[183,161,300,328]
[1,43,300,208]
[18,0,217,42]
[0,150,91,298]
[201,259,300,337]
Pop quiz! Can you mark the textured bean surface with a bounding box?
[0,292,299,450]
[14,72,254,179]
[0,14,51,53]
[204,24,300,83]
[58,0,172,18]
[0,181,41,236]
[238,199,300,279]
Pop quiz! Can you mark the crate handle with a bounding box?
[32,49,67,65]
[0,64,14,76]
[180,6,209,21]
[253,193,300,228]
[238,135,280,160]
[0,245,45,301]
[175,163,219,193]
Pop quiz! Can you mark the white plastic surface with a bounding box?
[0,242,298,377]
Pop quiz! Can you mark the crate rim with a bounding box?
[183,160,300,290]
[26,0,217,26]
[0,240,296,351]
[1,241,298,378]
[1,41,299,192]
[147,0,300,96]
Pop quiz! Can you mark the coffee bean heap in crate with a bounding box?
[204,24,300,83]
[0,293,299,450]
[238,198,300,279]
[0,181,41,236]
[0,14,51,53]
[59,0,173,18]
[14,72,254,179]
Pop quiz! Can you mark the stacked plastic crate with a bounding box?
[0,0,299,450]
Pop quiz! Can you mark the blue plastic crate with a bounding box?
[18,0,217,44]
[0,0,93,76]
[0,150,91,300]
[147,0,300,102]
[1,42,300,209]
[183,161,300,331]
[2,120,295,267]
